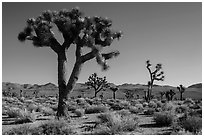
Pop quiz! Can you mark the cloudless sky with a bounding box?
[2,2,202,87]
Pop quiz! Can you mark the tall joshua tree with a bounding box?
[85,73,109,98]
[18,8,122,118]
[177,85,185,100]
[110,87,119,99]
[146,60,164,102]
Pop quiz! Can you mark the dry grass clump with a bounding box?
[95,112,139,134]
[3,120,76,135]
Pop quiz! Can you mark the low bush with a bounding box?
[148,101,157,108]
[14,110,37,124]
[110,103,124,110]
[4,120,76,135]
[85,105,108,114]
[175,105,188,114]
[156,101,163,108]
[129,106,143,114]
[116,109,131,117]
[96,112,139,134]
[153,112,174,126]
[180,116,202,134]
[144,108,155,115]
[161,102,175,111]
[74,109,84,117]
[142,102,148,107]
[3,125,36,135]
[6,108,23,118]
[42,107,55,116]
[183,98,194,105]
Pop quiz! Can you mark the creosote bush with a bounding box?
[181,116,202,134]
[85,105,108,114]
[153,112,174,126]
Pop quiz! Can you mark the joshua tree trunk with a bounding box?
[56,47,84,118]
[113,92,116,99]
[56,52,68,117]
[180,93,183,101]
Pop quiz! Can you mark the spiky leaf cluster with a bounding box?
[85,73,109,93]
[146,60,165,81]
[177,85,185,93]
[110,87,119,93]
[18,7,122,70]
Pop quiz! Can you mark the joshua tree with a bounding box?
[18,8,122,118]
[169,89,176,101]
[124,90,134,100]
[177,85,185,100]
[85,73,109,98]
[159,91,165,100]
[146,60,164,102]
[110,87,119,99]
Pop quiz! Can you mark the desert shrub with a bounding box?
[41,107,55,116]
[14,109,36,124]
[156,101,163,108]
[144,108,155,115]
[175,105,188,114]
[110,103,124,110]
[36,120,76,135]
[161,102,175,111]
[153,112,175,126]
[74,109,84,117]
[3,125,36,135]
[85,98,94,105]
[188,109,202,118]
[4,120,75,135]
[183,98,194,105]
[76,98,86,104]
[148,101,157,108]
[180,116,202,134]
[67,104,77,112]
[142,102,148,107]
[85,105,108,114]
[129,106,143,114]
[119,100,131,109]
[6,108,22,118]
[27,104,39,112]
[116,109,131,117]
[50,104,58,111]
[96,112,139,134]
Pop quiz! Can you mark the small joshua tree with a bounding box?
[159,91,165,100]
[110,87,119,99]
[169,89,176,101]
[177,84,185,100]
[146,60,164,102]
[85,73,109,98]
[124,90,134,100]
[18,8,122,118]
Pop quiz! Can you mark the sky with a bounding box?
[2,2,202,87]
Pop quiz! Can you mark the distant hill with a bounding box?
[188,83,202,88]
[2,82,202,100]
